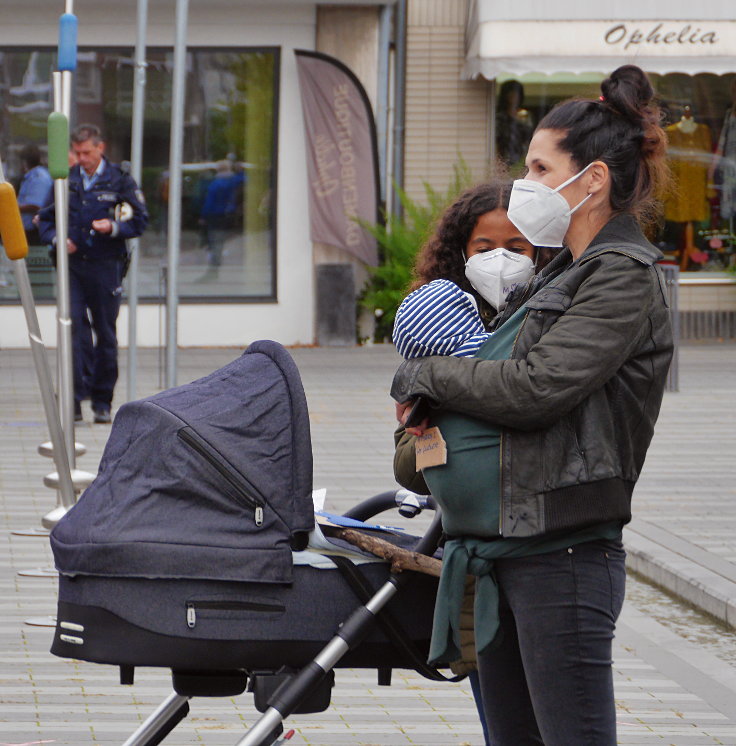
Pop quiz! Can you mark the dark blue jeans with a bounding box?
[476,539,626,746]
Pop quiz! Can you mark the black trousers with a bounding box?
[476,538,626,746]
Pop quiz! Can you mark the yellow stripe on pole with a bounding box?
[0,181,29,260]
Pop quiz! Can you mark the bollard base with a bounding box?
[42,505,71,530]
[11,527,51,537]
[38,440,87,458]
[43,468,96,492]
[18,567,58,577]
[24,615,57,627]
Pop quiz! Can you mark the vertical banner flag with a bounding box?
[295,50,380,266]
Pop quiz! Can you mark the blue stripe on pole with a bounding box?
[58,13,78,72]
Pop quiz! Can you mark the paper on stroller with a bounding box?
[315,510,405,532]
[312,488,327,511]
[293,520,391,567]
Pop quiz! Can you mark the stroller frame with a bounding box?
[114,491,442,746]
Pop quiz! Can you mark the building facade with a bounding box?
[404,0,736,338]
[2,0,735,348]
[0,0,388,349]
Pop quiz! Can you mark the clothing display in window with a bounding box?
[664,115,712,223]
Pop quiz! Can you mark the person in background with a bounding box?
[496,80,534,170]
[38,124,148,424]
[17,143,53,245]
[391,65,673,745]
[407,181,557,325]
[200,159,237,276]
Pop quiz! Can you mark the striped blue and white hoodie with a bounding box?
[392,279,491,359]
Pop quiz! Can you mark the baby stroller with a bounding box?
[49,340,447,745]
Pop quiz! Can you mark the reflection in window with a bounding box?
[494,72,736,272]
[495,79,533,173]
[0,47,279,302]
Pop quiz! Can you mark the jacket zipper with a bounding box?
[177,426,265,526]
[186,600,286,629]
[498,310,531,536]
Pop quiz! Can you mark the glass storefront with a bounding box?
[0,46,279,302]
[495,72,736,273]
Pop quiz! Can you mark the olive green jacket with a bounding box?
[390,214,673,538]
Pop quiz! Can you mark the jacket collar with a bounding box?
[72,157,114,186]
[539,213,662,281]
[579,213,663,266]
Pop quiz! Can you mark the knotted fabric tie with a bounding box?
[428,536,537,665]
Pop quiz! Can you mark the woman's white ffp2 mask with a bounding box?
[507,164,593,248]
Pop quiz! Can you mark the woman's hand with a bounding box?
[395,400,429,437]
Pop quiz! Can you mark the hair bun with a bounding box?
[600,65,655,123]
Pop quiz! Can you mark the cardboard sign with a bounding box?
[415,427,447,470]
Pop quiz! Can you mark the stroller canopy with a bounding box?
[51,341,315,585]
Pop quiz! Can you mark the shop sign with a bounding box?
[604,23,719,51]
[479,20,736,58]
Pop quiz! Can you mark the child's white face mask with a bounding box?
[464,248,534,311]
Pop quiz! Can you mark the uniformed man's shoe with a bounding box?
[74,401,83,423]
[93,407,112,424]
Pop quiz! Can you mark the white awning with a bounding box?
[464,0,736,79]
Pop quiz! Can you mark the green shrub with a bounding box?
[358,161,474,342]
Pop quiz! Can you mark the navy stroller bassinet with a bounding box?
[50,341,437,673]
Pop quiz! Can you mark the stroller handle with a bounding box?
[342,489,436,522]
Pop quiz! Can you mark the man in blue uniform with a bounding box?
[17,144,53,244]
[38,124,148,424]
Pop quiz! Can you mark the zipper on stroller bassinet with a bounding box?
[177,426,265,526]
[186,600,286,628]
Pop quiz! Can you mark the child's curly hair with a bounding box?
[410,180,558,294]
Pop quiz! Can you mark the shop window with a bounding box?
[0,46,279,302]
[494,72,736,273]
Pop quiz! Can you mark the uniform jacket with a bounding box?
[390,213,674,538]
[38,158,148,261]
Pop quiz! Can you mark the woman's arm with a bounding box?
[392,255,661,430]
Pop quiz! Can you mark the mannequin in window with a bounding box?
[495,80,533,170]
[664,105,712,269]
[708,79,736,225]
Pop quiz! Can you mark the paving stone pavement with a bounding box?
[1,342,735,745]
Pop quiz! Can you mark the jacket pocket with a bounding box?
[524,285,572,314]
[522,286,573,341]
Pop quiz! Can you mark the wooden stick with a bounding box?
[321,525,442,577]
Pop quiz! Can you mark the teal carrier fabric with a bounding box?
[421,307,523,537]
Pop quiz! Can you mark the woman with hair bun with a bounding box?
[390,65,674,745]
